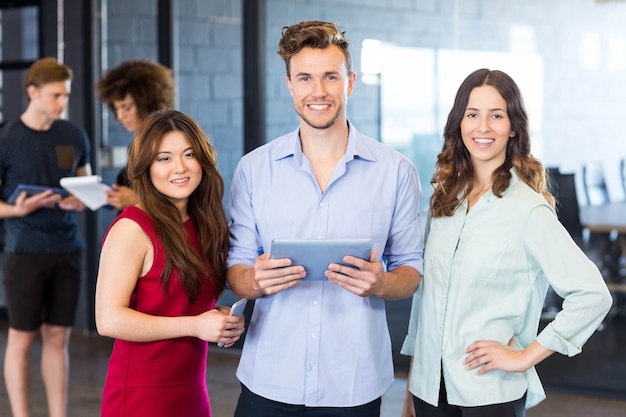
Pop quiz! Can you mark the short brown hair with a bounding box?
[96,59,175,122]
[23,57,72,92]
[277,20,352,78]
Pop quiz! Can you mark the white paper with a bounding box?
[60,175,112,211]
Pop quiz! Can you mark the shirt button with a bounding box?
[311,332,316,339]
[316,235,323,239]
[320,202,325,207]
[312,300,319,306]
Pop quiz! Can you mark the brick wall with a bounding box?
[176,1,243,209]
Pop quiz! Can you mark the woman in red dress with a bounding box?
[95,110,244,416]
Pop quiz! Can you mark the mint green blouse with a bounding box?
[401,170,612,409]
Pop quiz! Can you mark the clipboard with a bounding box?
[7,184,69,204]
[59,175,112,211]
[270,238,373,281]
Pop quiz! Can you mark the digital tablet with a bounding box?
[270,238,373,281]
[7,184,69,204]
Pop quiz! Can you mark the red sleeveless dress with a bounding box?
[101,206,216,417]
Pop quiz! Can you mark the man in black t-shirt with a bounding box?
[0,57,91,417]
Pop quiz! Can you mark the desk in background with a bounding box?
[580,202,626,234]
[580,202,626,292]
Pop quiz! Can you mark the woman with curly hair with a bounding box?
[401,69,612,417]
[96,59,175,210]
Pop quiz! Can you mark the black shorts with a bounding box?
[3,252,81,331]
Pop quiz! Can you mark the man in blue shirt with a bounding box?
[227,20,424,416]
[0,57,91,417]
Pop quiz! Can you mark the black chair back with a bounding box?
[547,169,584,244]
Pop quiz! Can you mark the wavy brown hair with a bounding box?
[277,20,352,78]
[127,110,229,302]
[96,59,175,121]
[430,69,555,218]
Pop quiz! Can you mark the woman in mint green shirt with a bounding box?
[401,68,612,417]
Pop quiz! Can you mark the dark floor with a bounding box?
[0,313,626,417]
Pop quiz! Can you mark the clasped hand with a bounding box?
[196,308,245,348]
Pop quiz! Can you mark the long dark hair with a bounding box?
[431,68,554,217]
[127,110,229,301]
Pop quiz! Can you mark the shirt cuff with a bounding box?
[536,323,583,357]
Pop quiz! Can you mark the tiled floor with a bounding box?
[0,322,626,417]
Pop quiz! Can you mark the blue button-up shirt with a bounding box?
[228,121,424,407]
[401,170,612,409]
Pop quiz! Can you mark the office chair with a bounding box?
[545,168,618,321]
[582,161,610,206]
[546,168,619,276]
[543,169,585,318]
[547,168,585,245]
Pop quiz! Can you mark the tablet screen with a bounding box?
[270,238,373,280]
[7,184,69,204]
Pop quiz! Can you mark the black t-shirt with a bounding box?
[0,118,91,253]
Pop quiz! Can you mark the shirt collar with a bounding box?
[270,120,377,163]
[459,167,520,209]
